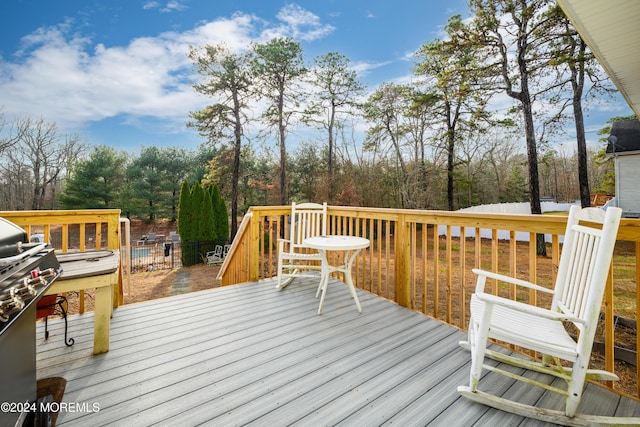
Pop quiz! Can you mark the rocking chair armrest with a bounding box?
[277,238,291,248]
[475,292,584,324]
[472,268,555,295]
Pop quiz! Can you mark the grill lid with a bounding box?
[0,217,28,259]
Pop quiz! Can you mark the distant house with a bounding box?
[607,119,640,217]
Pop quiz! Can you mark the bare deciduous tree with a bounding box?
[0,115,86,210]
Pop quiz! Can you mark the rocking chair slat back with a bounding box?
[290,203,327,249]
[553,208,617,334]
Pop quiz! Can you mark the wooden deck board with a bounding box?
[36,277,640,426]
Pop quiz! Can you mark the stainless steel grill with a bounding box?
[0,217,62,427]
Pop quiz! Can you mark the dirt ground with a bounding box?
[122,263,221,305]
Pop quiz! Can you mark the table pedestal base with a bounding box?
[315,248,363,315]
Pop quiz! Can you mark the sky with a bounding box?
[0,0,633,154]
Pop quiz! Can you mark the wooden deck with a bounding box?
[37,277,640,426]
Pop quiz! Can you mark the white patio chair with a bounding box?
[458,206,633,426]
[205,245,224,265]
[276,202,327,289]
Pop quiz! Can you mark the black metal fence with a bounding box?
[127,241,181,272]
[127,240,222,272]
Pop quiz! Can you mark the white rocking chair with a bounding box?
[457,206,639,426]
[276,202,327,289]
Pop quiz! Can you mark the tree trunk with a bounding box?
[278,91,287,206]
[327,104,335,203]
[573,40,590,208]
[574,97,590,208]
[521,91,546,256]
[447,129,455,211]
[231,95,242,239]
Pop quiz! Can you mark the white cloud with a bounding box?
[1,24,207,129]
[143,1,187,13]
[160,1,187,13]
[143,2,159,11]
[0,4,332,134]
[265,4,335,42]
[351,60,393,77]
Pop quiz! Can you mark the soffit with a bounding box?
[557,0,640,118]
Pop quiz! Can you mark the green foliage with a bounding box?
[414,20,494,211]
[200,189,217,242]
[188,44,252,145]
[177,180,194,242]
[60,145,126,209]
[120,146,203,222]
[190,182,205,236]
[305,52,364,202]
[160,147,197,221]
[127,147,163,222]
[289,142,326,202]
[210,184,229,243]
[60,144,204,220]
[502,167,530,203]
[591,148,615,195]
[178,181,230,265]
[263,232,274,251]
[178,180,196,266]
[116,180,137,219]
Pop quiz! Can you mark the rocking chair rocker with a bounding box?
[458,205,640,426]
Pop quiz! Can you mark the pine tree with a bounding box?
[60,145,126,209]
[199,188,217,257]
[177,180,193,242]
[251,37,307,205]
[190,183,205,237]
[177,180,195,265]
[211,184,229,244]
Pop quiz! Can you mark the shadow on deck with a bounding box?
[37,277,640,426]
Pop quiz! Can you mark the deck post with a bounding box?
[394,213,411,308]
[249,209,261,282]
[106,211,122,307]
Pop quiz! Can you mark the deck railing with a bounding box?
[0,209,124,309]
[219,205,640,399]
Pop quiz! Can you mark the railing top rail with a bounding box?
[0,209,121,224]
[246,205,640,240]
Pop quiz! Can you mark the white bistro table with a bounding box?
[303,235,370,314]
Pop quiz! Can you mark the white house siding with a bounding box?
[616,154,640,216]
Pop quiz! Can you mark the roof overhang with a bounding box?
[556,0,640,118]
